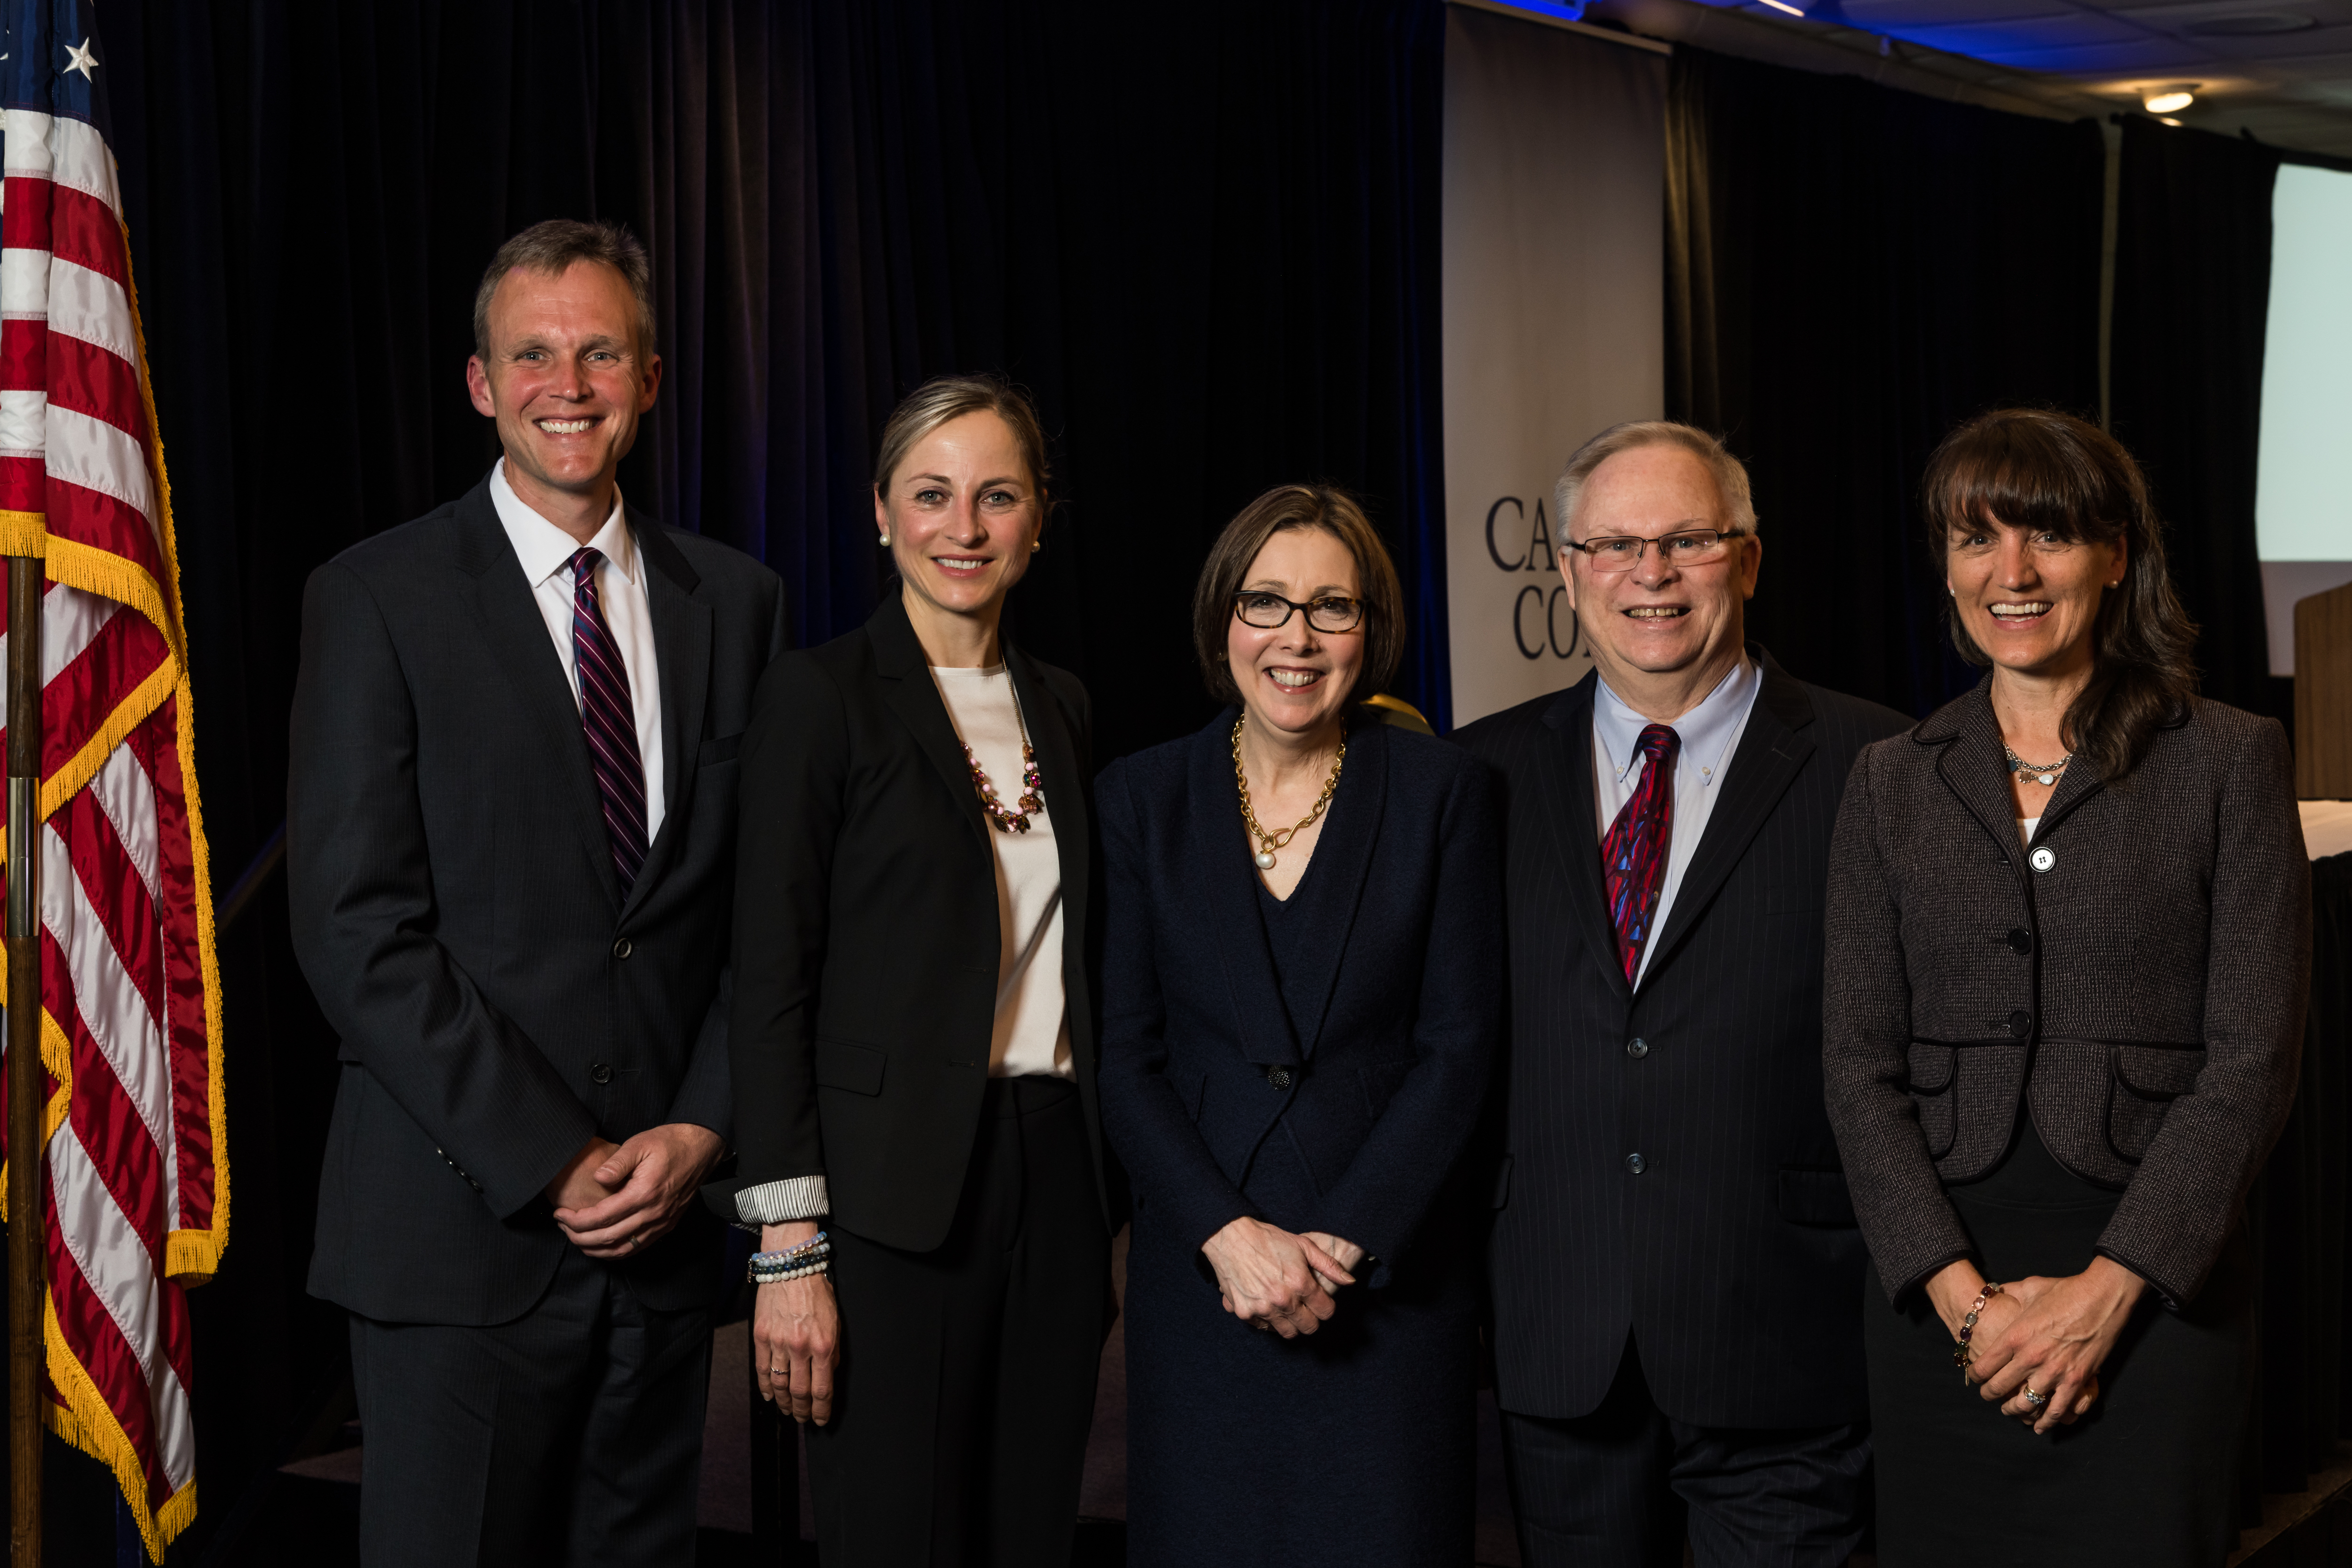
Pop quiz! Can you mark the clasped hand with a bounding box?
[1200,1217,1363,1338]
[1932,1257,2144,1435]
[547,1123,723,1258]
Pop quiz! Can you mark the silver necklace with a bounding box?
[2001,743,2071,788]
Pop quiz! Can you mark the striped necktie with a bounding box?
[569,547,648,893]
[1601,724,1679,982]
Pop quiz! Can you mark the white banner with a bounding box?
[1442,1,1668,727]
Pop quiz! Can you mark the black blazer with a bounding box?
[1453,653,1909,1427]
[1094,714,1501,1281]
[707,589,1111,1250]
[289,472,787,1325]
[1824,681,2310,1309]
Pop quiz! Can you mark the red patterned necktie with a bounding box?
[570,547,649,893]
[1601,724,1680,981]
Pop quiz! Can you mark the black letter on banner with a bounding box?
[1528,498,1555,572]
[1548,587,1580,659]
[1513,585,1547,660]
[1486,498,1527,572]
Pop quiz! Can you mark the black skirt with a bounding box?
[1867,1113,2253,1567]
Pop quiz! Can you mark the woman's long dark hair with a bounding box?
[1922,409,2198,782]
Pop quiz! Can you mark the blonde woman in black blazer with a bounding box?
[1824,409,2309,1566]
[706,375,1115,1567]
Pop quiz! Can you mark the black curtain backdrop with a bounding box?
[1666,44,2107,720]
[54,1,1448,1558]
[2109,115,2286,727]
[2247,852,2352,1521]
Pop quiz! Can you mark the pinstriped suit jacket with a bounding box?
[1454,652,1907,1427]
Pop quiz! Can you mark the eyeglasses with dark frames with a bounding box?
[1565,528,1749,573]
[1231,590,1367,634]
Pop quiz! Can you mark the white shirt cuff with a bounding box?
[733,1174,830,1227]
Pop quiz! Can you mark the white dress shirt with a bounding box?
[931,665,1074,1080]
[1591,656,1762,989]
[490,460,666,845]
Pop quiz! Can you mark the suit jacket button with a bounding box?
[1267,1067,1293,1090]
[590,1062,614,1085]
[2007,1011,2033,1038]
[2006,928,2034,955]
[1626,1038,1650,1059]
[612,937,633,959]
[2029,845,2057,873]
[1625,1152,1646,1175]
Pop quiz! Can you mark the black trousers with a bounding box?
[808,1075,1110,1567]
[1502,1336,1869,1568]
[348,1245,713,1568]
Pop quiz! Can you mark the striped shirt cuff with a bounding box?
[733,1174,830,1227]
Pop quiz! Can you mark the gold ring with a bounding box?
[2021,1384,2049,1407]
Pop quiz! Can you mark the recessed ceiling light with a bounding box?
[2144,85,2199,113]
[2184,12,2314,34]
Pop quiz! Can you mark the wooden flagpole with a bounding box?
[7,552,41,1568]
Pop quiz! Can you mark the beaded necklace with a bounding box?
[964,696,1045,833]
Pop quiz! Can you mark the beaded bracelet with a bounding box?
[748,1257,830,1286]
[749,1239,830,1270]
[749,1231,829,1268]
[748,1247,830,1280]
[1951,1280,2003,1384]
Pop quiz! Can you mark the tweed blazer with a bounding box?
[1823,678,2310,1309]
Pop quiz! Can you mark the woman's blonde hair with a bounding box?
[872,374,1052,512]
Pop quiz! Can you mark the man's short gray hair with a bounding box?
[472,219,658,362]
[1553,421,1758,543]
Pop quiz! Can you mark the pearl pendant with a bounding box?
[2037,773,2055,786]
[1255,850,1277,870]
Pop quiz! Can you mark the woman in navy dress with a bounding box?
[1097,485,1503,1566]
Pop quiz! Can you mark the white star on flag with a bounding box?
[62,37,96,79]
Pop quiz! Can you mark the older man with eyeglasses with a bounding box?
[1453,422,1910,1568]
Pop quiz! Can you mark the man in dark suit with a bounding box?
[288,219,786,1566]
[1454,422,1909,1568]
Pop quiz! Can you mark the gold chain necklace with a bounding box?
[1232,717,1345,871]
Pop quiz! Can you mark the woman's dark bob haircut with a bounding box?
[1922,408,2197,782]
[1192,484,1405,709]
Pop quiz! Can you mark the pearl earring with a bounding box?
[878,533,890,547]
[1031,539,1041,553]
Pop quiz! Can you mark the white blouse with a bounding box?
[931,665,1074,1081]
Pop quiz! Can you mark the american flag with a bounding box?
[0,1,225,1558]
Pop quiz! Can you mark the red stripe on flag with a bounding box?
[60,788,163,1024]
[48,183,127,290]
[44,1225,171,1501]
[1,174,53,253]
[28,609,168,783]
[0,317,46,394]
[0,454,46,515]
[46,924,168,1255]
[133,701,212,1234]
[42,477,167,595]
[47,334,150,450]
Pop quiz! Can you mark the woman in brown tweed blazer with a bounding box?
[1823,409,2309,1566]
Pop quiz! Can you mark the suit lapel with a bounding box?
[868,590,988,842]
[453,483,620,911]
[1936,679,2034,871]
[1187,715,1301,1068]
[622,518,711,918]
[1273,720,1387,1059]
[1641,654,1815,984]
[1535,673,1630,1003]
